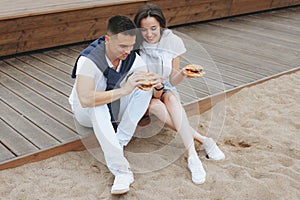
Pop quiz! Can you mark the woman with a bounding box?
[134,4,225,184]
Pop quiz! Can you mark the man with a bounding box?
[69,15,158,195]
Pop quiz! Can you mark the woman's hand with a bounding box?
[153,82,164,99]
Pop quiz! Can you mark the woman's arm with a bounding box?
[169,56,185,86]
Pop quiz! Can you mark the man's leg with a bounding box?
[89,105,132,175]
[73,103,131,175]
[116,88,152,146]
[89,105,136,194]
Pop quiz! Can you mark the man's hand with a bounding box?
[122,71,164,94]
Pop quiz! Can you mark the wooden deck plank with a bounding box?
[207,21,300,53]
[1,60,71,109]
[183,54,260,84]
[54,47,84,60]
[0,116,38,156]
[209,25,298,66]
[207,18,300,51]
[0,67,77,135]
[178,27,281,75]
[225,18,300,45]
[239,14,300,34]
[269,6,300,19]
[0,87,60,149]
[17,55,74,87]
[176,83,209,100]
[182,78,223,95]
[180,24,299,68]
[0,0,141,19]
[30,53,73,74]
[0,143,15,163]
[250,12,300,30]
[184,33,292,76]
[189,45,277,78]
[0,78,77,143]
[43,50,77,68]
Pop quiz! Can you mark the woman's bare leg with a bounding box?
[159,92,197,156]
[149,94,207,144]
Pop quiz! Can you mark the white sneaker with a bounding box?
[111,172,134,195]
[188,155,206,184]
[203,138,225,160]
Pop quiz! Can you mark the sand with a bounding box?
[1,71,299,200]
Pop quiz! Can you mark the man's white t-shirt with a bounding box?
[69,53,147,109]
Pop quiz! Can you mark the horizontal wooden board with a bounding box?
[0,67,77,137]
[230,0,273,16]
[1,59,72,106]
[271,0,300,8]
[0,78,77,143]
[0,111,38,156]
[184,24,300,67]
[0,143,16,163]
[0,86,60,148]
[0,0,145,20]
[17,55,74,86]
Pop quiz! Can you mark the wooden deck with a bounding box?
[1,0,299,56]
[1,6,300,170]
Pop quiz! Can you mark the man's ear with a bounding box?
[105,35,110,43]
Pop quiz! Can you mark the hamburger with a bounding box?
[137,71,154,91]
[183,65,204,78]
[138,80,153,91]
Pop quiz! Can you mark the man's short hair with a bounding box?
[107,15,137,36]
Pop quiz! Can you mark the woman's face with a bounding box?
[140,16,161,44]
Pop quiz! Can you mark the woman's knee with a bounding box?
[149,98,165,113]
[163,92,180,106]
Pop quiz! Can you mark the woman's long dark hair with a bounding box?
[134,4,167,50]
[134,4,166,29]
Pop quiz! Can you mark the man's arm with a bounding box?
[76,73,149,108]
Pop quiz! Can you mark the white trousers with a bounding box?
[72,88,152,175]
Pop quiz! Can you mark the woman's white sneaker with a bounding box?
[203,138,225,160]
[188,155,206,184]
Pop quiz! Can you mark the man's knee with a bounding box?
[132,88,152,100]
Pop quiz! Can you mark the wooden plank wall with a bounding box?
[0,1,145,57]
[0,0,299,56]
[151,0,300,26]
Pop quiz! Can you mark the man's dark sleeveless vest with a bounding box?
[71,36,136,125]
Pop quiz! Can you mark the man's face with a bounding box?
[106,33,136,60]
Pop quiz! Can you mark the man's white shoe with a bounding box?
[188,155,206,184]
[111,173,134,195]
[203,138,225,160]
